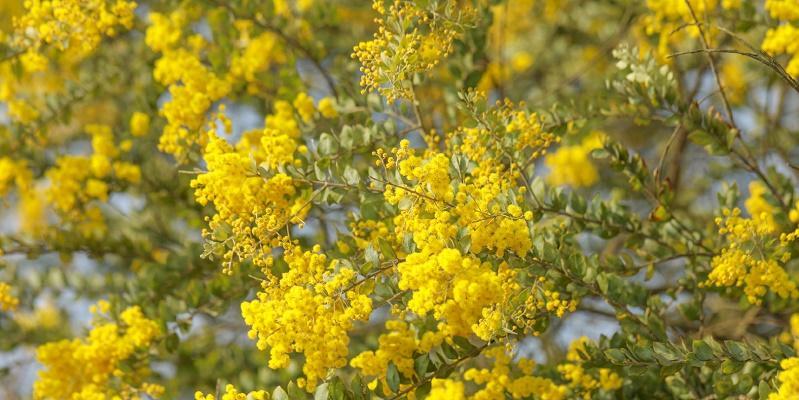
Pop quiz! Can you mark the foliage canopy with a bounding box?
[3,0,799,399]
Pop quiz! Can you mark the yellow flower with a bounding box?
[130,112,151,137]
[33,305,161,399]
[195,384,268,400]
[0,282,19,312]
[705,208,799,304]
[14,0,137,53]
[771,357,799,400]
[318,96,338,118]
[241,244,372,391]
[293,92,316,123]
[545,132,605,188]
[428,379,466,400]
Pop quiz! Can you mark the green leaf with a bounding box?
[652,342,680,363]
[273,387,289,400]
[314,383,329,400]
[452,336,476,352]
[660,362,684,377]
[415,381,432,398]
[414,354,430,379]
[344,166,360,185]
[721,359,743,374]
[692,340,714,362]
[319,133,337,156]
[441,341,459,359]
[725,341,747,362]
[287,381,305,399]
[165,333,179,352]
[365,245,380,267]
[758,380,772,399]
[605,348,628,364]
[378,237,396,261]
[387,361,400,393]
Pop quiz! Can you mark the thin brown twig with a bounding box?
[682,0,735,127]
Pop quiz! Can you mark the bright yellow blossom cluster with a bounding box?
[0,157,46,235]
[151,47,231,160]
[545,132,605,188]
[241,243,372,391]
[353,0,464,102]
[351,320,444,394]
[744,181,778,230]
[13,300,62,331]
[12,0,137,54]
[130,111,151,137]
[705,208,799,304]
[33,304,162,399]
[463,347,568,400]
[762,0,799,77]
[771,357,799,400]
[188,96,318,256]
[505,108,560,157]
[557,337,623,399]
[45,124,140,238]
[428,378,467,400]
[195,384,268,400]
[191,129,302,273]
[384,139,535,258]
[637,0,741,62]
[256,100,302,169]
[229,29,286,87]
[0,282,19,312]
[773,316,799,399]
[397,248,516,340]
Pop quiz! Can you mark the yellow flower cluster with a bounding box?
[13,0,137,53]
[241,243,372,391]
[720,61,747,105]
[762,0,799,77]
[428,378,466,400]
[151,48,231,160]
[13,300,62,331]
[0,157,32,196]
[0,282,19,312]
[772,316,799,399]
[507,277,580,336]
[705,208,799,304]
[349,219,393,251]
[352,0,461,102]
[397,248,516,340]
[766,0,799,20]
[771,357,799,400]
[33,304,162,399]
[229,28,286,88]
[464,347,568,400]
[318,97,338,119]
[762,26,799,78]
[384,140,534,258]
[130,111,151,137]
[458,97,559,165]
[557,337,623,398]
[545,132,605,188]
[0,157,46,235]
[505,108,560,157]
[191,130,302,273]
[744,181,778,230]
[45,124,140,238]
[256,100,302,169]
[456,162,533,257]
[637,0,740,62]
[351,320,443,395]
[195,384,268,400]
